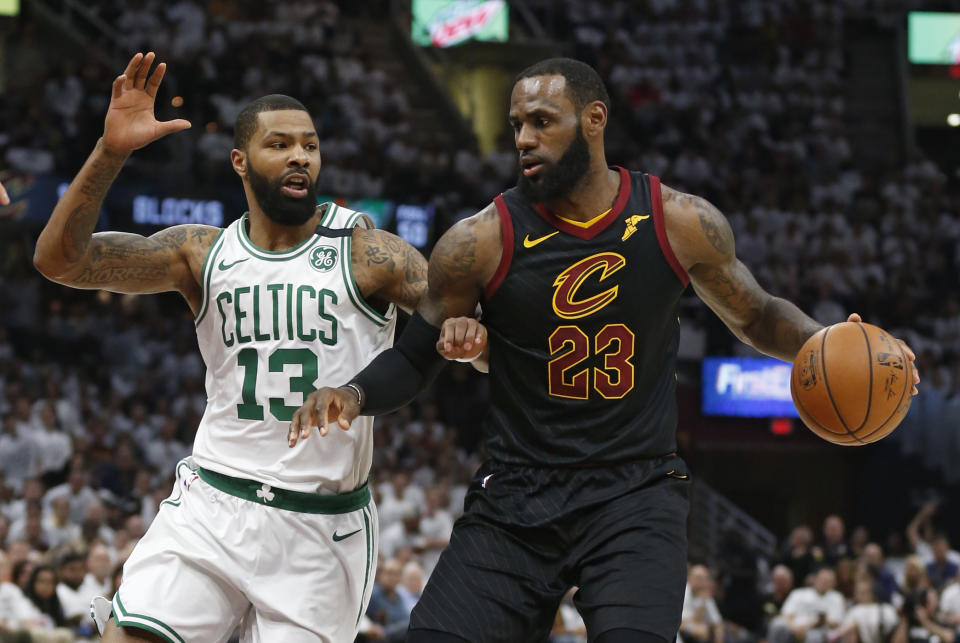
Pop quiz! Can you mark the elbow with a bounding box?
[33,247,59,280]
[33,243,70,281]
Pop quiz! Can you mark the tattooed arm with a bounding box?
[351,227,429,314]
[419,204,502,323]
[32,53,214,310]
[662,184,821,362]
[287,204,501,443]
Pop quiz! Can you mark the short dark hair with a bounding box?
[58,550,86,568]
[233,94,310,149]
[515,58,610,112]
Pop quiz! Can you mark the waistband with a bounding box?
[197,467,370,514]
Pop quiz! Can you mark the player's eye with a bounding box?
[537,118,549,128]
[271,142,286,149]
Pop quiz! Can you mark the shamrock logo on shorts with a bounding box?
[256,484,275,503]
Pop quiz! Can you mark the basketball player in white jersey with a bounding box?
[34,52,430,643]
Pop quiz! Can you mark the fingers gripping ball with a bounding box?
[791,322,913,446]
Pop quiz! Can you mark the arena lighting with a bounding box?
[948,113,960,127]
[171,96,184,107]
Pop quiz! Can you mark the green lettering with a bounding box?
[216,292,234,347]
[252,285,270,341]
[267,283,283,340]
[234,286,251,344]
[296,285,316,341]
[318,289,338,346]
[286,283,294,340]
[268,348,318,421]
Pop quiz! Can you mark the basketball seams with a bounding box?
[853,322,874,432]
[818,327,866,445]
[857,339,911,442]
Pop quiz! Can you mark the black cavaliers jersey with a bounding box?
[480,168,689,465]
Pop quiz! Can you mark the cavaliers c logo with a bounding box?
[552,252,626,320]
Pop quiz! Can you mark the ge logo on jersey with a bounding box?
[310,246,338,272]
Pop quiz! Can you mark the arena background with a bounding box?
[1,0,959,641]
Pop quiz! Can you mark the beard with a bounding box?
[517,125,591,203]
[247,161,319,226]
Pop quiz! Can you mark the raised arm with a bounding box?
[662,184,823,362]
[32,53,216,312]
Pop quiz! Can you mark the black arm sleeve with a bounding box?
[351,312,446,416]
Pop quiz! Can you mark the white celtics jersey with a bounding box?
[192,205,395,493]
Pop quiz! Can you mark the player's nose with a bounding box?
[515,124,537,151]
[288,144,310,166]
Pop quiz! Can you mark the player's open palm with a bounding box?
[103,52,190,156]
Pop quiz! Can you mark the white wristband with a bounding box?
[454,354,481,363]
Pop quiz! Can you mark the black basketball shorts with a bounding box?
[408,455,691,643]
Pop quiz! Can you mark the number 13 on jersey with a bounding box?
[547,324,635,400]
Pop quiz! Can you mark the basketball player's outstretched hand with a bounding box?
[102,52,191,156]
[0,180,8,206]
[288,386,360,446]
[437,317,487,361]
[847,313,920,395]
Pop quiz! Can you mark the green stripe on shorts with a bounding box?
[196,467,371,514]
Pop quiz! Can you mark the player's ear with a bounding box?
[582,101,607,138]
[231,148,247,178]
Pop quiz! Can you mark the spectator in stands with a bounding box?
[23,566,66,630]
[79,543,111,600]
[821,515,850,566]
[367,558,409,642]
[862,542,899,604]
[680,564,724,643]
[416,486,453,578]
[396,561,424,615]
[0,549,34,642]
[893,587,955,643]
[770,567,845,643]
[761,565,796,636]
[44,463,99,527]
[0,415,37,493]
[54,550,89,629]
[781,525,820,586]
[41,497,77,550]
[925,534,959,592]
[940,571,960,628]
[828,579,897,643]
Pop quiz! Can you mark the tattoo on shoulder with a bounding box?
[355,229,427,309]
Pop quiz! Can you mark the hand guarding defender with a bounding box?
[288,386,361,445]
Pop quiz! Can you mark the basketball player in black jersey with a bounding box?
[288,58,919,643]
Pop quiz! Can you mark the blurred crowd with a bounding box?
[1,0,960,641]
[662,509,960,643]
[0,0,515,219]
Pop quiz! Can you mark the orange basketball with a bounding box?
[790,322,913,445]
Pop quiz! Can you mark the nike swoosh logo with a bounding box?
[218,258,249,271]
[523,231,560,248]
[332,528,363,542]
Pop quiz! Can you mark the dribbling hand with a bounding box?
[846,313,919,395]
[288,386,361,447]
[102,52,191,156]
